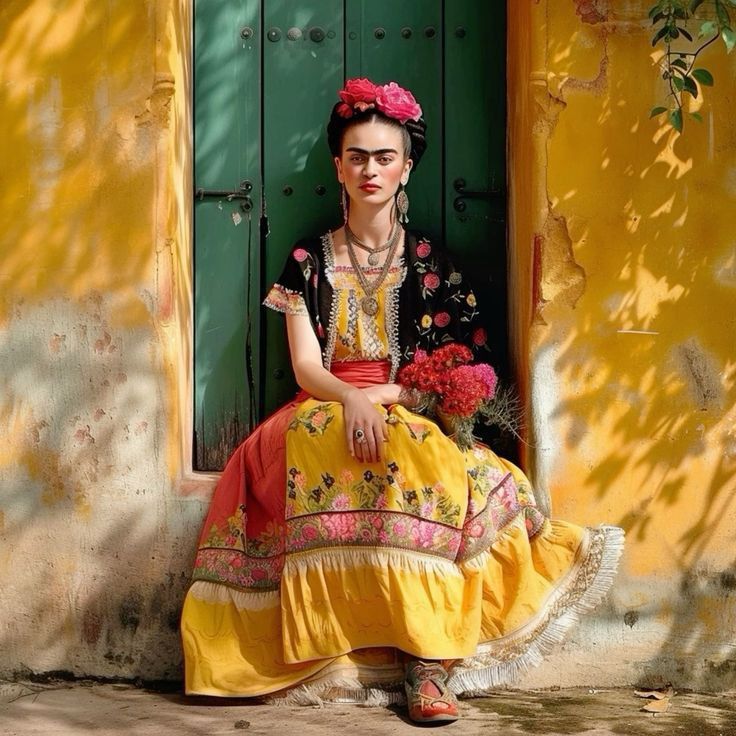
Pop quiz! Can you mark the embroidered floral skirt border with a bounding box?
[180,397,624,701]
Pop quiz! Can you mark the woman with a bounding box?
[181,78,623,724]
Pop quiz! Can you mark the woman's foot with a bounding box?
[404,660,459,724]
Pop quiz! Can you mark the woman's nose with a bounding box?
[363,158,377,176]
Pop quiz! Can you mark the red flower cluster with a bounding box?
[336,78,423,124]
[398,343,497,418]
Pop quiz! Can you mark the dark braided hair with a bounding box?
[326,104,428,170]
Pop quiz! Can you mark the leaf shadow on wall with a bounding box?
[533,14,736,691]
[0,0,198,690]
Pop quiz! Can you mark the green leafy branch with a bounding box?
[649,0,735,132]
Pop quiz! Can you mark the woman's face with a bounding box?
[334,119,413,210]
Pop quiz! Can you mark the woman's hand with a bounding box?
[342,387,388,463]
[360,383,401,406]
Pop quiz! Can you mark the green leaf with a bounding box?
[716,2,731,26]
[650,106,669,117]
[653,25,670,44]
[699,20,718,37]
[690,0,706,11]
[692,67,714,84]
[683,76,699,96]
[672,75,686,90]
[671,58,689,69]
[689,111,704,122]
[723,26,736,51]
[669,108,684,132]
[678,26,693,40]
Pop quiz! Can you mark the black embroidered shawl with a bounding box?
[264,230,489,380]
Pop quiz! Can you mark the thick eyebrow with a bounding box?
[345,147,398,155]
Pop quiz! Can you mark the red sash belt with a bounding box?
[293,360,391,402]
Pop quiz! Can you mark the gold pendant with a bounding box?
[361,296,379,316]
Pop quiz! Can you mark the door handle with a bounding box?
[195,180,254,212]
[453,178,504,213]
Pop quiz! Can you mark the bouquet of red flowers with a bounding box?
[397,343,522,450]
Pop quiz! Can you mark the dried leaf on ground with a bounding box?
[641,698,671,713]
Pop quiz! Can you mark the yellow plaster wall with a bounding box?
[509,0,736,689]
[0,0,198,679]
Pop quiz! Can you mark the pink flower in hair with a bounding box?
[375,82,423,123]
[339,78,379,108]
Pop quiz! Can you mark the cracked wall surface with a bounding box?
[509,0,736,690]
[0,0,200,680]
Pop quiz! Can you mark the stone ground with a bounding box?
[1,681,735,736]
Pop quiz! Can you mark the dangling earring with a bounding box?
[340,184,348,223]
[396,182,410,225]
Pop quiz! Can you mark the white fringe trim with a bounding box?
[447,524,625,695]
[284,546,463,579]
[188,581,280,611]
[265,678,406,707]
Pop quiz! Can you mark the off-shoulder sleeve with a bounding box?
[262,244,313,316]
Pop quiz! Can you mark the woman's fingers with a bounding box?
[344,402,389,464]
[345,419,356,458]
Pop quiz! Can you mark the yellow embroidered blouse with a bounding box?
[265,263,406,365]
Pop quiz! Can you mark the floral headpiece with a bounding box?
[336,78,423,125]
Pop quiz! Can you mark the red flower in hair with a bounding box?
[339,78,378,107]
[336,78,422,123]
[336,102,353,118]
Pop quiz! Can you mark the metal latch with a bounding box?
[453,178,504,213]
[195,180,254,212]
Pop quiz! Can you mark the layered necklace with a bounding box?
[345,221,399,266]
[344,221,403,316]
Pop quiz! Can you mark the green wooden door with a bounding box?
[194,0,507,470]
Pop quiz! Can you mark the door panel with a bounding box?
[193,0,261,470]
[262,0,345,412]
[345,1,443,238]
[193,0,507,467]
[444,0,508,373]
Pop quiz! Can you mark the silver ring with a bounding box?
[354,428,367,443]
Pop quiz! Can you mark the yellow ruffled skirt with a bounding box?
[181,398,623,701]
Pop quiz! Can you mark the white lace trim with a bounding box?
[187,580,280,611]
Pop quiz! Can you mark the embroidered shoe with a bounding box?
[404,660,459,724]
